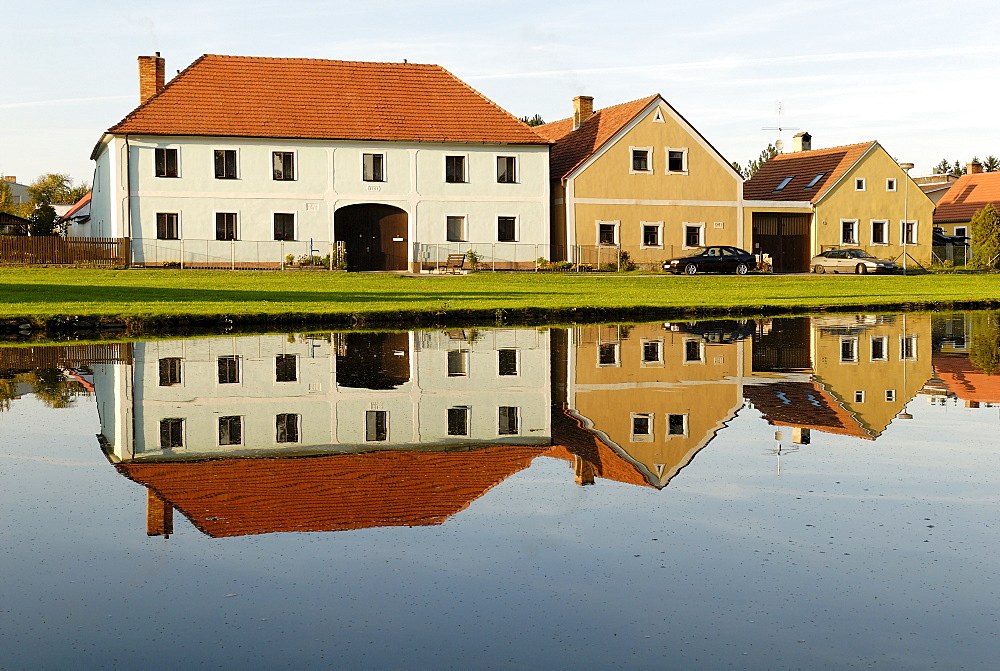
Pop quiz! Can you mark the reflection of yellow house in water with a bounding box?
[555,323,746,487]
[747,315,933,439]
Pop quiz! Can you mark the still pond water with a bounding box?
[1,313,998,669]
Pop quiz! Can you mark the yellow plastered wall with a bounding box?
[809,314,933,438]
[570,324,743,486]
[814,147,935,264]
[568,104,743,253]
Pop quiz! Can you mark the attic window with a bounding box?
[774,176,794,192]
[652,109,665,123]
[805,173,825,188]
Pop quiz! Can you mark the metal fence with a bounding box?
[133,238,336,269]
[0,236,129,267]
[413,243,682,272]
[932,245,972,267]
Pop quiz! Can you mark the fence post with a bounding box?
[231,240,235,270]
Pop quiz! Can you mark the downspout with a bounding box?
[124,134,132,267]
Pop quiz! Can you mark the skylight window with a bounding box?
[806,173,825,188]
[773,176,794,192]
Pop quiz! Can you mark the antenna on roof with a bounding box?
[762,101,799,153]
[403,59,408,64]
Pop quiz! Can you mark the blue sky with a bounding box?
[3,0,999,186]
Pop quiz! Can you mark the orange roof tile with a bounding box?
[109,54,548,145]
[533,96,659,180]
[933,354,1000,403]
[745,379,873,440]
[933,171,1000,223]
[60,190,91,219]
[743,142,875,202]
[116,445,548,538]
[548,406,655,488]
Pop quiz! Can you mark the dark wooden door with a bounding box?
[334,204,408,271]
[336,332,410,389]
[752,214,811,273]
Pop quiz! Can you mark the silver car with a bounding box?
[811,249,899,274]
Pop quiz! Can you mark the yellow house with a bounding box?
[744,134,934,272]
[533,95,744,269]
[558,323,746,488]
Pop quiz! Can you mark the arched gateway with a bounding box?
[334,204,408,271]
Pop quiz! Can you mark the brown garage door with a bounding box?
[752,213,811,273]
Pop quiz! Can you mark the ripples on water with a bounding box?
[1,312,998,668]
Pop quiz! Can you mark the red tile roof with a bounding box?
[533,96,659,180]
[933,354,1000,404]
[60,190,91,219]
[744,380,873,439]
[933,171,1000,223]
[549,407,654,488]
[108,54,548,145]
[743,142,875,202]
[116,445,548,538]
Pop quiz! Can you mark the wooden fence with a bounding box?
[0,236,130,266]
[0,343,134,371]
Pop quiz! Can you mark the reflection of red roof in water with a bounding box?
[933,355,1000,404]
[548,406,654,488]
[744,380,872,440]
[117,445,547,538]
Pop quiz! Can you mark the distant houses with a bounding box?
[76,52,958,271]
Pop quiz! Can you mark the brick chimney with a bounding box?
[3,176,16,183]
[792,131,812,152]
[138,52,165,104]
[967,160,984,175]
[146,489,173,537]
[573,96,594,130]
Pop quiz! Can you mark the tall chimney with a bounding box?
[138,52,165,104]
[573,96,594,130]
[146,488,173,537]
[967,160,983,175]
[792,131,812,152]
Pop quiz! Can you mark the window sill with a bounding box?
[640,244,663,250]
[629,170,653,175]
[665,170,689,176]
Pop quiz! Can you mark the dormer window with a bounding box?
[774,176,794,192]
[805,173,825,188]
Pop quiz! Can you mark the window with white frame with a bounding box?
[158,357,182,386]
[155,147,179,178]
[366,410,388,441]
[871,220,888,245]
[955,226,968,238]
[363,153,385,182]
[854,391,865,403]
[447,349,469,377]
[840,337,859,363]
[218,416,243,446]
[855,178,866,191]
[901,221,917,245]
[870,336,888,361]
[498,348,519,376]
[598,342,620,367]
[841,219,858,245]
[448,406,470,436]
[641,222,663,248]
[272,151,295,180]
[216,212,238,241]
[156,213,179,240]
[498,406,519,435]
[630,147,652,173]
[641,339,663,364]
[667,413,687,437]
[683,223,704,248]
[159,418,184,448]
[273,213,295,241]
[886,178,897,192]
[276,413,300,443]
[900,335,917,361]
[213,149,237,179]
[631,413,654,442]
[496,156,516,183]
[275,354,298,382]
[885,390,896,402]
[217,355,240,384]
[446,215,466,242]
[598,221,618,245]
[684,339,704,363]
[445,155,467,183]
[666,148,688,173]
[498,216,517,242]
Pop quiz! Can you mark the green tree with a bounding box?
[520,114,545,127]
[733,143,778,179]
[29,203,57,236]
[969,311,1000,376]
[933,158,965,176]
[0,180,32,219]
[983,156,1000,172]
[27,173,88,205]
[970,203,1000,269]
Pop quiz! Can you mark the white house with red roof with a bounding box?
[89,54,550,270]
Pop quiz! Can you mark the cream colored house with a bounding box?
[533,95,744,268]
[744,134,934,272]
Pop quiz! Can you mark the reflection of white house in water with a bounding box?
[96,330,550,462]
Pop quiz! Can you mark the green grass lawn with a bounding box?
[1,267,998,321]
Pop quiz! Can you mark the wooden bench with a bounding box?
[444,253,467,273]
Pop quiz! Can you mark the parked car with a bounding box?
[810,249,898,274]
[662,246,756,275]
